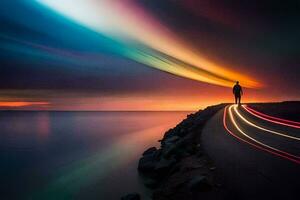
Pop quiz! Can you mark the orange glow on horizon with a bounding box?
[0,86,289,111]
[0,101,50,107]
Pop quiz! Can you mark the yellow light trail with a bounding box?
[233,105,300,141]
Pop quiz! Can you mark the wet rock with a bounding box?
[143,147,157,156]
[121,193,140,200]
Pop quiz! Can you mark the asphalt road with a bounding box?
[202,104,300,200]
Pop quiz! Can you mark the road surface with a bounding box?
[202,104,300,200]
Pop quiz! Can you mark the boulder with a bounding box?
[154,157,177,174]
[143,147,157,156]
[121,193,140,200]
[162,138,187,158]
[138,154,157,172]
[185,145,198,155]
[209,166,216,171]
[187,175,211,192]
[177,128,187,137]
[153,148,162,159]
[143,177,159,188]
[162,143,178,157]
[163,135,180,146]
[163,128,175,138]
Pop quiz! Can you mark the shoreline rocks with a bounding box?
[137,104,227,200]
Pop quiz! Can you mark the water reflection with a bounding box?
[0,111,189,200]
[36,112,50,142]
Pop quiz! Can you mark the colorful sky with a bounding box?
[0,0,299,111]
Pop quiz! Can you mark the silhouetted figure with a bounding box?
[233,81,243,104]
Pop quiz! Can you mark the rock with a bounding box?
[163,128,175,138]
[161,135,181,148]
[175,149,191,158]
[187,113,196,118]
[209,166,216,171]
[163,135,180,146]
[194,117,205,125]
[178,128,187,137]
[196,150,204,158]
[168,163,181,175]
[121,193,140,200]
[143,177,159,188]
[138,154,157,172]
[153,180,186,198]
[186,145,197,155]
[187,175,211,192]
[162,143,179,158]
[215,183,222,188]
[143,147,157,156]
[136,104,226,198]
[153,148,162,159]
[154,157,177,174]
[188,164,204,170]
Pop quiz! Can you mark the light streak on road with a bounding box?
[243,105,300,129]
[229,105,300,158]
[233,105,300,141]
[223,105,300,164]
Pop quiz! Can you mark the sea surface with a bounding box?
[0,111,190,200]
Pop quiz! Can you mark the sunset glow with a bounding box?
[1,2,300,200]
[1,1,299,110]
[0,101,50,107]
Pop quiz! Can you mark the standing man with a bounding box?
[233,81,243,105]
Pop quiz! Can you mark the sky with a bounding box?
[0,0,299,111]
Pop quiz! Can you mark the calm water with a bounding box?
[0,111,189,200]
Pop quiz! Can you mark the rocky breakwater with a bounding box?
[138,104,226,200]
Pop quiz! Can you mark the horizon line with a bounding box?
[0,109,196,112]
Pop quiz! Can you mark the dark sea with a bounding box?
[0,111,189,200]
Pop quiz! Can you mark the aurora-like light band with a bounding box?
[35,0,260,88]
